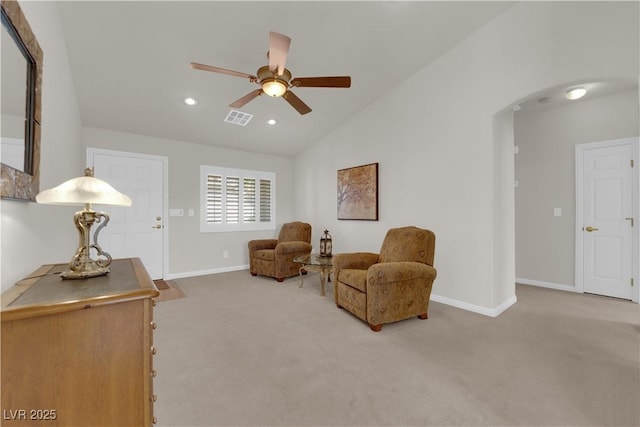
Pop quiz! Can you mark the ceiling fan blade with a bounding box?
[290,76,351,88]
[268,32,291,76]
[230,89,262,108]
[190,62,256,80]
[283,90,312,115]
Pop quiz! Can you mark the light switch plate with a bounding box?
[554,208,561,217]
[170,208,184,217]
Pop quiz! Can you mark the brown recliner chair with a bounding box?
[248,222,312,282]
[333,226,437,331]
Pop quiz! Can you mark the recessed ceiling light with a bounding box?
[184,97,198,106]
[565,87,586,100]
[267,119,277,125]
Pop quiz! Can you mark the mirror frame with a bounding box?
[0,0,42,202]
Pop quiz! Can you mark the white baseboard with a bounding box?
[516,277,577,293]
[430,293,518,317]
[165,264,249,280]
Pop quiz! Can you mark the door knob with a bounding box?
[152,224,162,229]
[585,226,599,232]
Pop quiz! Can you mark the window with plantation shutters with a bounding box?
[200,166,275,232]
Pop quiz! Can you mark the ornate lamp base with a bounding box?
[61,263,110,280]
[62,206,113,280]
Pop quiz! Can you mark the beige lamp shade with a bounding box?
[36,172,132,207]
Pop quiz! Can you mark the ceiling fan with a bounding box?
[190,31,351,115]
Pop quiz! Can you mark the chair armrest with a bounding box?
[366,262,438,325]
[276,241,312,255]
[367,262,437,285]
[333,252,380,273]
[248,239,278,253]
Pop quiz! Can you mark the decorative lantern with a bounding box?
[319,229,333,257]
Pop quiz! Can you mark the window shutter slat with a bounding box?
[243,178,256,222]
[206,174,222,223]
[260,179,271,222]
[226,176,240,223]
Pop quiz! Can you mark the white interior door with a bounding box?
[87,148,166,280]
[580,141,635,300]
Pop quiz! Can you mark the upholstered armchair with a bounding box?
[248,222,312,282]
[333,226,437,331]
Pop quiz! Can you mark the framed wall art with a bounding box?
[337,162,378,221]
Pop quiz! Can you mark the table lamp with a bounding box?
[36,167,132,279]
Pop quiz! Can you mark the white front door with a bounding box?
[87,148,167,280]
[579,140,636,300]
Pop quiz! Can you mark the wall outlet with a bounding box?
[223,250,229,258]
[554,208,562,217]
[188,209,194,217]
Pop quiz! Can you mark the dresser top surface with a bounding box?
[1,258,158,321]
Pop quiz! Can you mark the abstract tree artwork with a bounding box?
[337,163,378,220]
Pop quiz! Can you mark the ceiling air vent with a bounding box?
[224,110,253,126]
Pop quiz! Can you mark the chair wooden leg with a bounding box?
[418,313,428,320]
[276,277,284,282]
[250,272,257,276]
[369,323,383,332]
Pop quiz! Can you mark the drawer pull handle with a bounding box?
[151,346,157,355]
[151,321,157,330]
[151,369,157,378]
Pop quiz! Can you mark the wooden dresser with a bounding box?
[1,258,159,426]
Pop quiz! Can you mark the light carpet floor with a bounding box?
[153,270,639,427]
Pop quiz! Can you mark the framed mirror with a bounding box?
[1,0,42,201]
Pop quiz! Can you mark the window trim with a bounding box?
[200,165,276,232]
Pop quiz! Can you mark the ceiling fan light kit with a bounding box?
[258,66,291,97]
[191,31,351,115]
[262,80,287,97]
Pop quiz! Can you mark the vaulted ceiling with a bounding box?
[57,1,516,157]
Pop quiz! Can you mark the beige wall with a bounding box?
[82,127,295,277]
[294,1,638,314]
[515,89,639,288]
[1,1,83,292]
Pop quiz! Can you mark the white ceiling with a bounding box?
[57,1,516,157]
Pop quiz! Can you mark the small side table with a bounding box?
[293,254,333,296]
